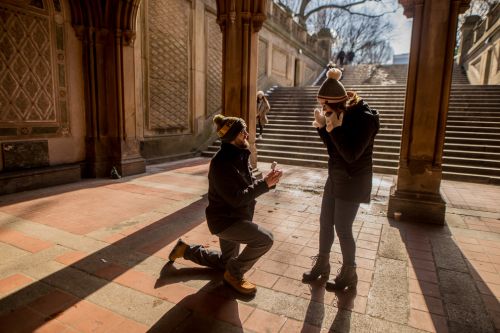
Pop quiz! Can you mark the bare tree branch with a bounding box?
[304,4,396,20]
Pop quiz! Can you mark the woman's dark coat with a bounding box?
[317,100,379,203]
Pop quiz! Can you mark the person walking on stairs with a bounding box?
[336,50,345,67]
[169,114,283,295]
[256,91,270,140]
[304,67,379,291]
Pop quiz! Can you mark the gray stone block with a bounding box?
[367,257,409,324]
[378,225,408,261]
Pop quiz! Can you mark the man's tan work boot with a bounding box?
[168,239,188,262]
[223,271,257,295]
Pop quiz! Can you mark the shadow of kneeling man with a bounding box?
[149,263,255,332]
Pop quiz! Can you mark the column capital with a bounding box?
[398,0,471,18]
[216,0,267,32]
[69,0,140,46]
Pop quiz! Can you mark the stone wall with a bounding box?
[138,0,330,163]
[0,0,331,184]
[458,4,500,85]
[0,0,84,180]
[137,0,221,162]
[257,2,330,91]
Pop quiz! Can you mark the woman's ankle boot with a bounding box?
[325,264,357,291]
[302,254,330,282]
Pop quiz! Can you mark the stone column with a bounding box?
[216,0,267,169]
[70,0,145,178]
[388,0,470,224]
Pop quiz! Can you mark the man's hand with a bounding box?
[326,111,344,132]
[312,108,326,128]
[264,169,283,188]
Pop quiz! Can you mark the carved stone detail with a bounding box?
[0,1,68,136]
[146,0,190,134]
[206,10,222,117]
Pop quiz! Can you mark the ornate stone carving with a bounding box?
[146,0,190,134]
[0,2,68,137]
[206,10,222,117]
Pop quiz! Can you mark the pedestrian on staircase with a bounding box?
[168,114,283,295]
[256,91,270,140]
[336,50,346,67]
[304,67,379,292]
[346,50,355,65]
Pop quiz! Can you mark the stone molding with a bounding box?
[399,0,471,18]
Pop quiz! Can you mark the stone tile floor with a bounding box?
[0,157,499,333]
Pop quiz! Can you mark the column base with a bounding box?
[84,157,145,178]
[118,157,146,177]
[387,188,446,225]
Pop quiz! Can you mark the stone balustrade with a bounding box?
[458,3,499,85]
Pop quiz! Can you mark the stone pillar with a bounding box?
[388,0,470,224]
[457,15,481,66]
[317,28,334,61]
[216,0,267,169]
[70,0,145,178]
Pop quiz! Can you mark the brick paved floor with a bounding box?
[0,157,499,332]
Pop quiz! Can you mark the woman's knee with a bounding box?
[335,227,354,240]
[259,229,274,248]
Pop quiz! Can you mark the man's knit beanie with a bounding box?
[317,68,347,104]
[213,114,246,142]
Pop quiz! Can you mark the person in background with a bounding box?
[336,50,346,67]
[346,50,355,65]
[256,91,270,140]
[303,67,379,291]
[168,114,283,295]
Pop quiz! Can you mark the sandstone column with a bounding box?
[70,0,145,178]
[388,0,470,224]
[216,0,267,169]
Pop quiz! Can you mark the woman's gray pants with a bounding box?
[319,178,360,266]
[183,220,274,279]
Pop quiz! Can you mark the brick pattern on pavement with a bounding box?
[0,157,499,332]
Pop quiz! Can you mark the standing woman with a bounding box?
[256,91,270,140]
[303,68,379,291]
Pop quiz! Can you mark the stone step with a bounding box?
[267,111,500,119]
[204,68,500,184]
[250,131,500,145]
[265,123,500,134]
[255,142,500,160]
[201,148,500,183]
[268,94,500,100]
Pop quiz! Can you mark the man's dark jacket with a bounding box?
[318,100,379,203]
[206,142,269,234]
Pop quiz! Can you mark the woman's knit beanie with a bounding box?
[317,68,348,104]
[213,114,246,142]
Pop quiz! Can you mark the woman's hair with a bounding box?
[326,91,361,111]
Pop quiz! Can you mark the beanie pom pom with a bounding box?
[213,114,225,127]
[326,68,342,81]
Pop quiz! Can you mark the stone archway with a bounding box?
[68,0,145,177]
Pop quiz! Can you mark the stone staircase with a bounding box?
[202,65,500,184]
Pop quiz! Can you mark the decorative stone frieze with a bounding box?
[0,0,69,138]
